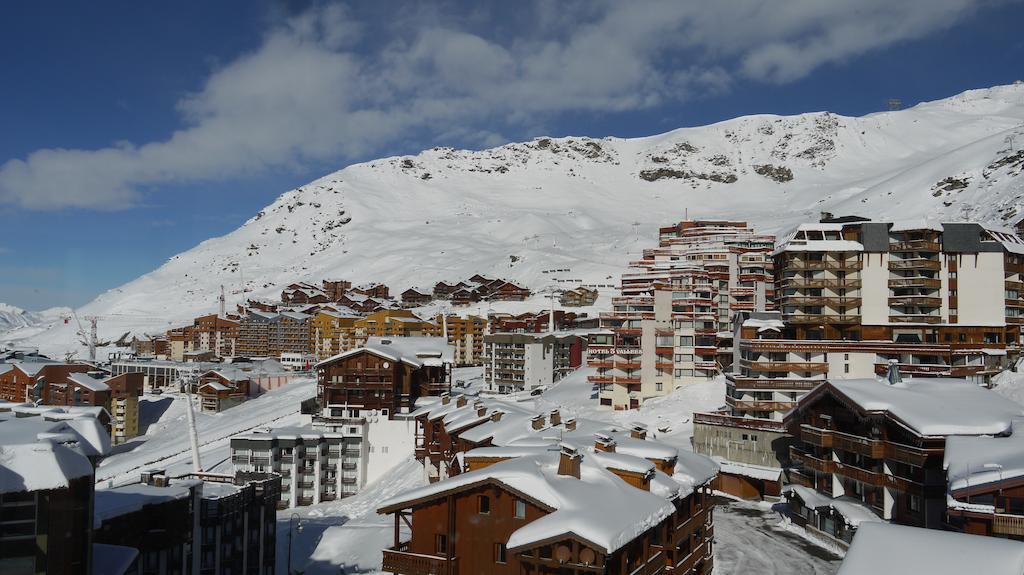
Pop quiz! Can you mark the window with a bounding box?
[435,534,448,554]
[478,495,490,514]
[515,499,526,519]
[494,543,507,563]
[656,383,663,391]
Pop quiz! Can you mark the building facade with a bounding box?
[483,332,583,394]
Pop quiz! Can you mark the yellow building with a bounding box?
[354,310,438,341]
[434,314,487,366]
[309,309,362,359]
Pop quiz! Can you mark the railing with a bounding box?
[781,278,862,289]
[888,315,942,324]
[693,412,786,431]
[888,278,941,289]
[730,377,823,391]
[726,397,795,413]
[743,361,829,373]
[629,550,666,575]
[800,426,833,448]
[784,314,861,324]
[889,297,943,307]
[382,547,456,575]
[994,514,1024,537]
[780,296,862,306]
[889,259,941,271]
[890,240,941,252]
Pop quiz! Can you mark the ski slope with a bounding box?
[10,83,1024,359]
[96,378,315,486]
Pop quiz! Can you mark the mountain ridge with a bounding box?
[5,83,1024,358]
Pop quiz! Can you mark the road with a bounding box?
[714,498,842,575]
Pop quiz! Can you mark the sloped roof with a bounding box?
[316,336,454,369]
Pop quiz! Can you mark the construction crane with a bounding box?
[63,311,173,363]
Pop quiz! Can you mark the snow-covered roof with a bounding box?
[233,424,343,442]
[716,459,783,482]
[783,485,881,527]
[67,372,110,392]
[316,336,454,368]
[825,378,1024,436]
[94,480,199,526]
[0,412,109,494]
[743,317,784,332]
[837,522,1024,575]
[888,218,943,232]
[944,418,1024,494]
[379,447,697,554]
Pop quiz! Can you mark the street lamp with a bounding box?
[288,513,305,575]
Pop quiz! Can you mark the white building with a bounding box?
[483,332,581,394]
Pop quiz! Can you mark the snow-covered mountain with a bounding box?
[12,83,1024,358]
[0,304,72,344]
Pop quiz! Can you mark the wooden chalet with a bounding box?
[316,337,453,419]
[786,376,1024,532]
[378,442,717,575]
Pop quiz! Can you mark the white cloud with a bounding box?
[0,0,1013,210]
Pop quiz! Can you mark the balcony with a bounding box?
[729,377,823,391]
[888,277,942,289]
[890,240,941,252]
[743,360,829,374]
[783,260,862,271]
[588,375,641,385]
[382,546,457,575]
[887,314,942,324]
[993,514,1024,537]
[781,278,862,289]
[784,314,860,325]
[780,296,862,307]
[889,297,943,308]
[889,259,941,271]
[692,412,787,432]
[726,397,795,413]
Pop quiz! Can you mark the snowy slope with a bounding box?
[0,304,71,341]
[18,84,1024,358]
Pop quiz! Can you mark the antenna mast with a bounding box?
[219,285,226,318]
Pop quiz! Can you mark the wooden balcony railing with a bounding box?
[726,397,795,413]
[890,240,942,252]
[994,514,1024,537]
[784,314,861,324]
[781,278,862,289]
[382,546,457,575]
[889,259,941,271]
[743,361,829,373]
[730,377,823,391]
[888,278,941,289]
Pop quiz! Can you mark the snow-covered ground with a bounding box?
[12,83,1024,359]
[714,498,841,574]
[95,378,315,487]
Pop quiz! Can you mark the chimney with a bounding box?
[565,417,577,431]
[630,424,648,440]
[594,433,616,452]
[477,406,488,417]
[557,444,582,479]
[819,211,834,223]
[531,415,545,430]
[549,409,561,426]
[887,359,902,385]
[491,410,504,423]
[456,396,468,408]
[440,393,451,405]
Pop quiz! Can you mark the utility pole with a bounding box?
[83,316,99,363]
[219,285,226,318]
[182,373,203,473]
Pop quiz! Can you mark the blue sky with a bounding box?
[2,0,1023,309]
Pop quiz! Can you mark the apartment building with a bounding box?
[488,310,582,333]
[237,310,311,357]
[692,218,1024,498]
[436,314,487,366]
[0,360,92,403]
[589,220,776,410]
[93,469,280,575]
[400,287,432,306]
[353,309,437,342]
[0,410,110,575]
[230,427,357,508]
[785,377,1024,542]
[197,368,251,413]
[379,431,718,575]
[483,332,583,394]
